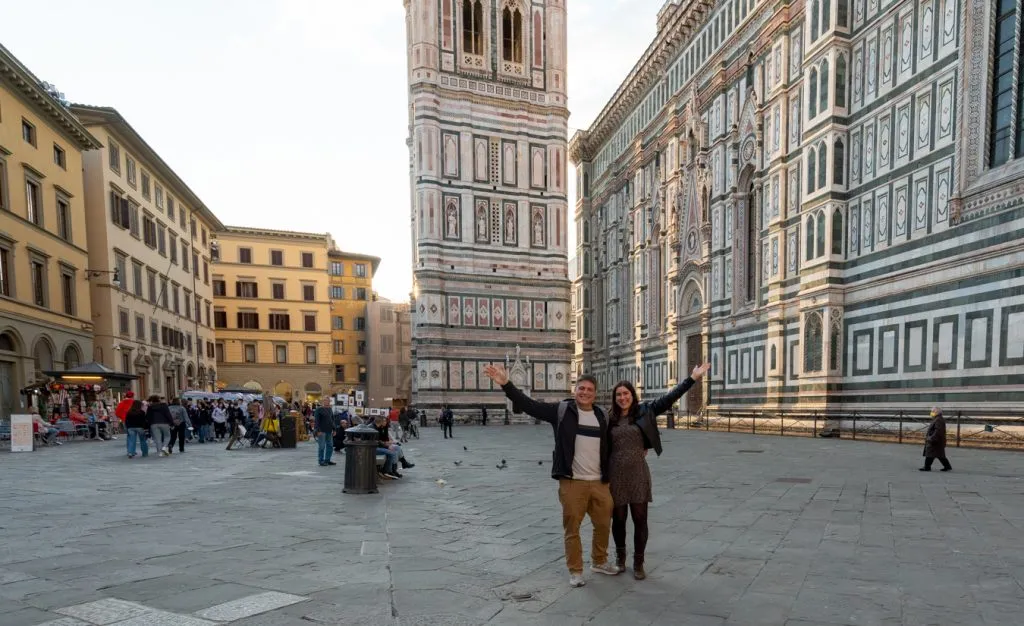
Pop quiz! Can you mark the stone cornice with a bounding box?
[0,44,101,151]
[577,0,717,159]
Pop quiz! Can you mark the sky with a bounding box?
[1,0,666,301]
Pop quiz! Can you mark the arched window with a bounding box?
[817,142,828,189]
[819,59,830,113]
[746,183,757,302]
[463,1,484,56]
[0,333,15,352]
[831,207,844,255]
[810,0,820,41]
[829,319,842,370]
[816,210,826,257]
[833,138,845,185]
[804,312,824,372]
[809,68,819,118]
[822,0,831,32]
[807,146,817,194]
[63,344,81,369]
[502,6,523,63]
[805,215,816,260]
[835,55,847,107]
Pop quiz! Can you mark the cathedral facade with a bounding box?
[405,0,572,414]
[570,0,1024,413]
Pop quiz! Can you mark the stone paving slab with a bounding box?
[2,426,1024,623]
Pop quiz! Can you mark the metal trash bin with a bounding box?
[343,423,380,494]
[279,414,297,448]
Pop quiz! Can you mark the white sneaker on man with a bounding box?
[569,573,586,588]
[591,562,621,576]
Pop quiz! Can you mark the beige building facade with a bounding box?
[366,299,411,408]
[212,227,333,402]
[71,105,223,398]
[0,44,102,420]
[328,250,379,398]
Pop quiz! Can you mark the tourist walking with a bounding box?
[313,397,336,466]
[920,407,953,471]
[125,400,149,458]
[607,363,710,580]
[146,395,174,456]
[440,406,454,439]
[481,407,488,426]
[484,364,618,588]
[212,401,228,440]
[167,398,191,454]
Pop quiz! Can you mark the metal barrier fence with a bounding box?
[658,409,1024,450]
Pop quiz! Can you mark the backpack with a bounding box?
[557,400,571,429]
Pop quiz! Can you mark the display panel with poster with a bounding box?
[11,414,33,452]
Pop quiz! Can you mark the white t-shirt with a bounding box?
[571,408,602,481]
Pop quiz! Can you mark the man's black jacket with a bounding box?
[500,382,611,483]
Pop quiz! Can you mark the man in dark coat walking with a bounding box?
[920,407,952,471]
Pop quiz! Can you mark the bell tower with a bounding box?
[405,0,571,416]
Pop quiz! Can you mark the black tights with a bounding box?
[612,503,649,559]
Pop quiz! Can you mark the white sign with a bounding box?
[355,390,364,406]
[337,394,349,407]
[11,414,33,452]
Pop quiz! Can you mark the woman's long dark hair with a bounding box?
[610,380,640,426]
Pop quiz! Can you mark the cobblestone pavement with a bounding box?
[1,425,1023,625]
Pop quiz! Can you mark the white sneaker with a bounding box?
[569,573,585,588]
[591,562,621,576]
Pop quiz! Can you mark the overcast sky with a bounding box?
[1,0,665,301]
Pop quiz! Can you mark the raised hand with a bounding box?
[483,364,510,386]
[691,362,712,380]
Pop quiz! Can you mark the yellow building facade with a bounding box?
[71,105,224,398]
[0,44,102,420]
[212,227,333,402]
[327,250,379,398]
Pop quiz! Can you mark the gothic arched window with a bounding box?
[817,141,827,189]
[816,210,826,257]
[502,6,524,64]
[833,138,845,186]
[828,318,842,370]
[809,68,819,118]
[463,1,484,56]
[819,59,830,113]
[831,207,844,255]
[835,55,847,107]
[807,146,817,194]
[810,0,820,41]
[804,311,824,372]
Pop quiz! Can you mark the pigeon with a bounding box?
[537,461,543,465]
[496,463,506,470]
[463,446,468,451]
[454,461,462,466]
[501,459,507,465]
[436,479,447,486]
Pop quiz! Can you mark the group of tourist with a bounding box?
[112,392,262,458]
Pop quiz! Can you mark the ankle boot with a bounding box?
[400,458,415,469]
[633,555,646,580]
[615,548,627,573]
